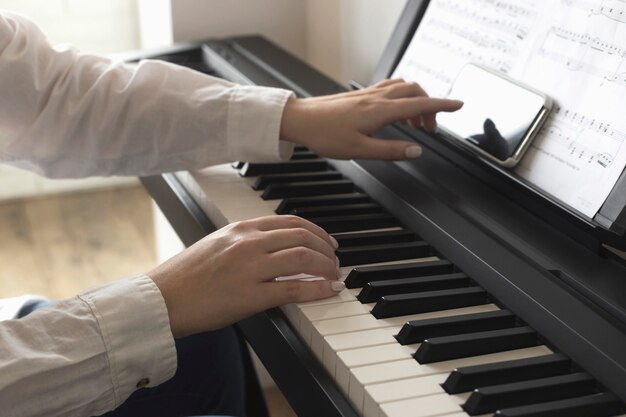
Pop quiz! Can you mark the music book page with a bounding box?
[393,0,626,218]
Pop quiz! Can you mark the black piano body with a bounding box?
[138,1,626,416]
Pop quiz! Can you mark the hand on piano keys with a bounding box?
[175,151,625,417]
[148,214,346,339]
[280,79,463,161]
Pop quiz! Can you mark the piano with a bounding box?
[138,1,626,416]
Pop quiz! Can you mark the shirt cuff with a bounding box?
[227,85,295,162]
[78,275,177,408]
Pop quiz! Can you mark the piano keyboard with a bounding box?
[175,148,625,417]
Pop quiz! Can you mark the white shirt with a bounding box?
[0,11,294,417]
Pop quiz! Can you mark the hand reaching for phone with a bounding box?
[280,79,463,161]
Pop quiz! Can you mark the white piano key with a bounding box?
[336,343,419,395]
[322,327,400,374]
[326,326,402,351]
[363,374,447,417]
[380,393,470,417]
[339,343,418,371]
[300,301,374,322]
[295,288,360,308]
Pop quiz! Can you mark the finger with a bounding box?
[252,215,338,250]
[264,246,339,280]
[382,97,463,123]
[408,117,423,130]
[261,228,337,261]
[374,78,406,89]
[384,82,426,100]
[312,79,405,102]
[421,114,438,133]
[384,81,432,99]
[263,279,346,306]
[345,134,423,160]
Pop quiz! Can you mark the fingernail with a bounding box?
[331,281,346,292]
[405,145,422,159]
[330,235,339,249]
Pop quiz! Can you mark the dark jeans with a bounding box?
[20,302,246,417]
[101,327,246,417]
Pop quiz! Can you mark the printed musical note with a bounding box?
[538,26,626,85]
[593,0,626,23]
[540,106,626,169]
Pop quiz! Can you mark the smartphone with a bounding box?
[436,64,552,168]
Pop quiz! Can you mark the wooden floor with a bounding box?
[0,186,157,298]
[0,185,296,417]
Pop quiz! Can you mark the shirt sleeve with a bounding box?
[0,276,177,417]
[0,11,295,178]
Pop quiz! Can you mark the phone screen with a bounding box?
[437,65,547,162]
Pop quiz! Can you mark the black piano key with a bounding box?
[395,309,516,345]
[252,171,342,190]
[371,286,488,319]
[358,272,471,304]
[309,213,398,233]
[442,353,571,394]
[239,159,328,177]
[231,161,245,170]
[344,259,455,289]
[275,193,370,214]
[337,241,431,267]
[292,203,384,218]
[290,150,318,160]
[293,145,309,152]
[261,179,354,200]
[414,326,538,364]
[495,392,623,417]
[332,229,416,248]
[463,372,598,415]
[261,180,354,200]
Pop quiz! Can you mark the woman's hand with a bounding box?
[280,79,463,160]
[149,215,343,339]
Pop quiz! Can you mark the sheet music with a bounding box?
[393,0,626,218]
